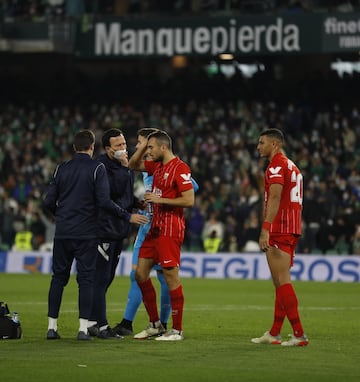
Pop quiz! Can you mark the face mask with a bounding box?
[114,149,126,160]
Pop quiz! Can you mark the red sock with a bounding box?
[138,279,159,323]
[170,285,184,332]
[278,283,304,337]
[269,287,286,337]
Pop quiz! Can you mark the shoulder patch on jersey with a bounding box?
[180,173,192,183]
[269,166,282,179]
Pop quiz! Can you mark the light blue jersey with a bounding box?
[131,172,155,264]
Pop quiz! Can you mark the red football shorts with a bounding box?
[138,235,183,268]
[269,233,300,266]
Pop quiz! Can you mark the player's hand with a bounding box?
[259,230,270,252]
[129,213,149,225]
[144,192,160,204]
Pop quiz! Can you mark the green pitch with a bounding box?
[0,274,359,382]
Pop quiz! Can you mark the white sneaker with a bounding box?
[281,334,309,347]
[155,329,184,341]
[134,322,165,340]
[251,331,282,345]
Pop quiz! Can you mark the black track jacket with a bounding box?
[44,153,130,239]
[96,153,136,241]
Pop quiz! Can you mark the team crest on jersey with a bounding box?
[164,173,169,180]
[101,243,110,251]
[180,173,192,183]
[269,166,282,178]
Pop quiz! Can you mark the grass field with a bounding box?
[0,274,359,382]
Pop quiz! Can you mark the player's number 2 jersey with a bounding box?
[264,152,303,235]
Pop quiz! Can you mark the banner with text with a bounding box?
[0,251,359,282]
[75,13,360,57]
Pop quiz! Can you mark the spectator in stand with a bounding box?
[302,187,325,253]
[38,209,55,246]
[0,199,18,249]
[0,87,360,255]
[184,196,205,251]
[240,209,261,253]
[29,211,46,250]
[13,220,33,251]
[201,211,225,252]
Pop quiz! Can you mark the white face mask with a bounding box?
[114,149,126,160]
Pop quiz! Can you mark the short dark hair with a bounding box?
[137,127,159,138]
[102,128,123,149]
[73,130,95,151]
[260,128,284,144]
[148,130,172,150]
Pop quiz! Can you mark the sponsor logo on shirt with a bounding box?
[269,166,282,178]
[180,173,192,184]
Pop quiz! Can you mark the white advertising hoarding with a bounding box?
[0,251,359,282]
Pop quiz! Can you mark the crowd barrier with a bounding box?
[0,250,359,282]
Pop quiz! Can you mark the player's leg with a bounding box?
[251,245,290,344]
[114,226,148,335]
[134,240,164,339]
[155,237,184,341]
[88,241,111,330]
[47,239,73,339]
[266,240,308,346]
[156,268,171,329]
[124,266,143,320]
[74,239,98,340]
[113,265,142,335]
[135,256,158,320]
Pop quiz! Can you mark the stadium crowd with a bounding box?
[0,64,359,255]
[1,0,359,21]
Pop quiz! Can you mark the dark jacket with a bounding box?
[44,153,129,239]
[96,153,137,240]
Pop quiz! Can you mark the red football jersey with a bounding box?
[264,152,303,235]
[145,157,193,238]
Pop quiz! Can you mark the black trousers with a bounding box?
[89,239,123,327]
[48,238,98,319]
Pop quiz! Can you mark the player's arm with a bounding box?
[259,183,282,252]
[145,188,195,208]
[264,183,282,225]
[128,140,148,172]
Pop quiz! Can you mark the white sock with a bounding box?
[79,318,88,333]
[87,320,97,328]
[48,317,57,331]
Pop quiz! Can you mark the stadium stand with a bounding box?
[0,0,359,254]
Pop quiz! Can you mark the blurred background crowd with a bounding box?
[1,0,360,21]
[1,81,359,254]
[0,0,359,255]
